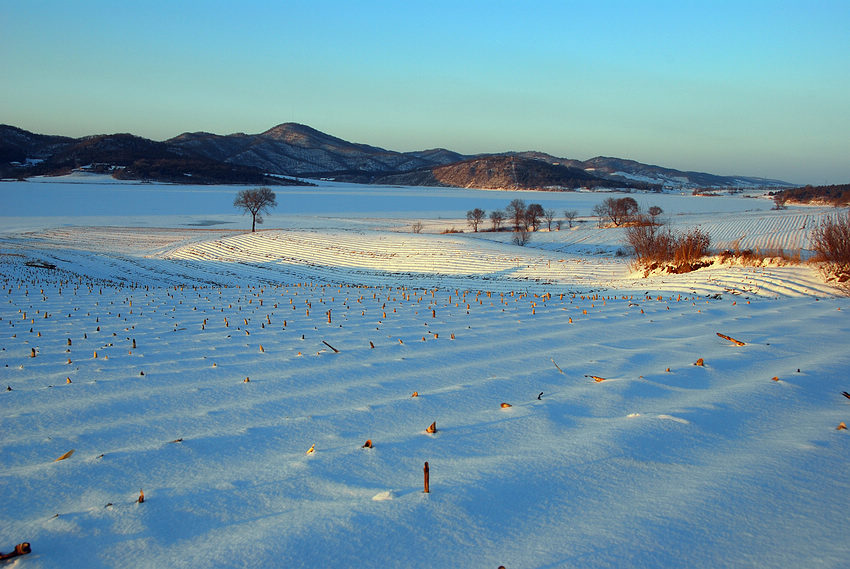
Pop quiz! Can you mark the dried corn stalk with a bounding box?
[717,332,745,346]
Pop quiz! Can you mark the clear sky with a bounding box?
[2,0,848,185]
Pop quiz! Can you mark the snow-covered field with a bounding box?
[2,176,849,568]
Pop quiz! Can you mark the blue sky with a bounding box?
[2,0,848,184]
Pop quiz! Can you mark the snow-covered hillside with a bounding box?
[1,177,848,569]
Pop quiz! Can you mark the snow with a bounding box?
[611,171,664,185]
[2,177,849,568]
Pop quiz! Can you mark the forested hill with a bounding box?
[367,155,655,191]
[2,122,792,189]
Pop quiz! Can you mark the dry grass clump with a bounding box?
[717,238,803,267]
[673,228,711,268]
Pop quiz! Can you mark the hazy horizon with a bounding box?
[2,1,848,185]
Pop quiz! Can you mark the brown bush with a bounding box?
[625,217,673,265]
[811,210,850,281]
[625,218,711,273]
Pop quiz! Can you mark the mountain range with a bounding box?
[0,122,791,190]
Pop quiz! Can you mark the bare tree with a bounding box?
[544,208,556,231]
[648,205,663,219]
[772,194,788,210]
[466,208,486,232]
[595,197,639,227]
[592,202,607,227]
[489,209,505,231]
[526,203,544,231]
[234,187,277,232]
[564,209,578,228]
[506,199,527,231]
[412,220,423,234]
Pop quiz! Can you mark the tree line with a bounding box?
[466,199,582,234]
[467,197,663,234]
[771,184,850,207]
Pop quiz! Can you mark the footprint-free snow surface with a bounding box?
[1,177,849,569]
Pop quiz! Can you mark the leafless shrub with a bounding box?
[625,218,711,273]
[512,228,531,246]
[811,210,850,283]
[772,194,788,210]
[625,217,673,266]
[625,215,657,227]
[412,221,423,234]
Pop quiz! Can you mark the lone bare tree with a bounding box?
[466,208,486,232]
[234,187,277,232]
[564,209,578,228]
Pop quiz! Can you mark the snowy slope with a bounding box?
[1,177,849,569]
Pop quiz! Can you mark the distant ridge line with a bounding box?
[0,122,792,188]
